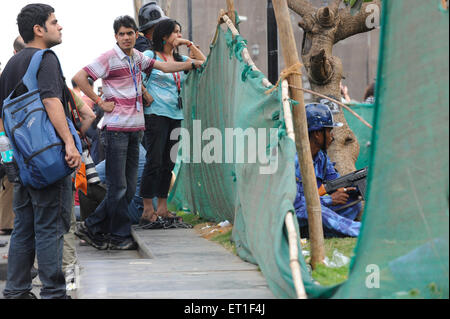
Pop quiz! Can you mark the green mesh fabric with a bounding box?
[334,0,449,298]
[343,103,375,170]
[169,0,449,299]
[169,25,333,298]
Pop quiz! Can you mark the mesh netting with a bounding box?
[169,0,449,299]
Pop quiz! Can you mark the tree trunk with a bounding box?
[288,0,380,175]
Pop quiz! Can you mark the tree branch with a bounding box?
[288,0,317,31]
[329,0,342,15]
[310,49,334,84]
[334,0,381,44]
[287,0,316,17]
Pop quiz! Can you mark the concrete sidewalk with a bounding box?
[1,226,275,299]
[75,227,274,299]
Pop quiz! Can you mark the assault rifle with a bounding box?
[324,167,368,200]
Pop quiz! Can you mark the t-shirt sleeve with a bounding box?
[181,55,189,62]
[38,52,64,101]
[141,50,155,74]
[83,52,110,81]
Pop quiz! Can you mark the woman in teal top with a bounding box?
[140,19,205,224]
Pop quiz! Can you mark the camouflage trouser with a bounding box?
[63,197,78,272]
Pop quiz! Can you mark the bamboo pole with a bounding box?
[285,212,307,299]
[134,0,142,22]
[282,81,306,299]
[165,0,173,16]
[226,0,236,26]
[282,80,296,141]
[272,0,325,268]
[221,13,272,88]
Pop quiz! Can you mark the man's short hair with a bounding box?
[17,3,55,43]
[13,36,26,53]
[113,15,138,34]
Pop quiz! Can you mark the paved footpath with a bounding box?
[75,227,274,299]
[1,226,275,299]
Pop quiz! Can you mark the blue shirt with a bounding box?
[142,50,188,120]
[294,150,340,209]
[294,150,361,237]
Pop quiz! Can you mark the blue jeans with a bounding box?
[3,175,72,299]
[85,130,142,243]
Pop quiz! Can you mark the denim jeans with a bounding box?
[3,175,72,299]
[85,130,142,244]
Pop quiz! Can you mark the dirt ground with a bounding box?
[194,222,233,240]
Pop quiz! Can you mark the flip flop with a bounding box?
[161,211,183,222]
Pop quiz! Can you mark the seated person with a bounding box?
[79,144,157,225]
[294,103,362,238]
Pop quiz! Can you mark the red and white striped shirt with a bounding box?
[83,44,155,131]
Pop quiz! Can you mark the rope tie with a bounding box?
[265,62,303,95]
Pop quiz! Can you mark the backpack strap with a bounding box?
[21,49,48,91]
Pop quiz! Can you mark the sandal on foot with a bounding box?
[160,211,183,222]
[139,214,158,226]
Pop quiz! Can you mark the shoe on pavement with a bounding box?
[11,292,38,299]
[109,238,138,250]
[75,222,109,250]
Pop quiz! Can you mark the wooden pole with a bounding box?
[221,13,272,88]
[134,0,142,23]
[226,0,236,26]
[272,0,325,268]
[285,212,307,299]
[165,0,173,16]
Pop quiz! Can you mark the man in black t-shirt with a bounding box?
[0,3,80,299]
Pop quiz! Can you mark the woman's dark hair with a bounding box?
[17,4,54,43]
[152,19,183,62]
[363,82,375,101]
[113,15,138,34]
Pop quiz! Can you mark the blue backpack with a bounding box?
[1,49,82,189]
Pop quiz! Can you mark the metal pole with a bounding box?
[188,0,193,42]
[267,0,279,84]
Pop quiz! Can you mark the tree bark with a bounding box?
[287,0,380,175]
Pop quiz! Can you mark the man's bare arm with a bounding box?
[78,103,96,135]
[72,70,115,112]
[42,97,81,169]
[153,59,203,73]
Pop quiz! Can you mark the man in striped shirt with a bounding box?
[73,15,201,250]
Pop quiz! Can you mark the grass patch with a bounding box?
[302,237,358,286]
[311,264,350,286]
[177,211,236,254]
[211,230,236,254]
[303,237,357,260]
[178,211,357,287]
[176,211,208,226]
